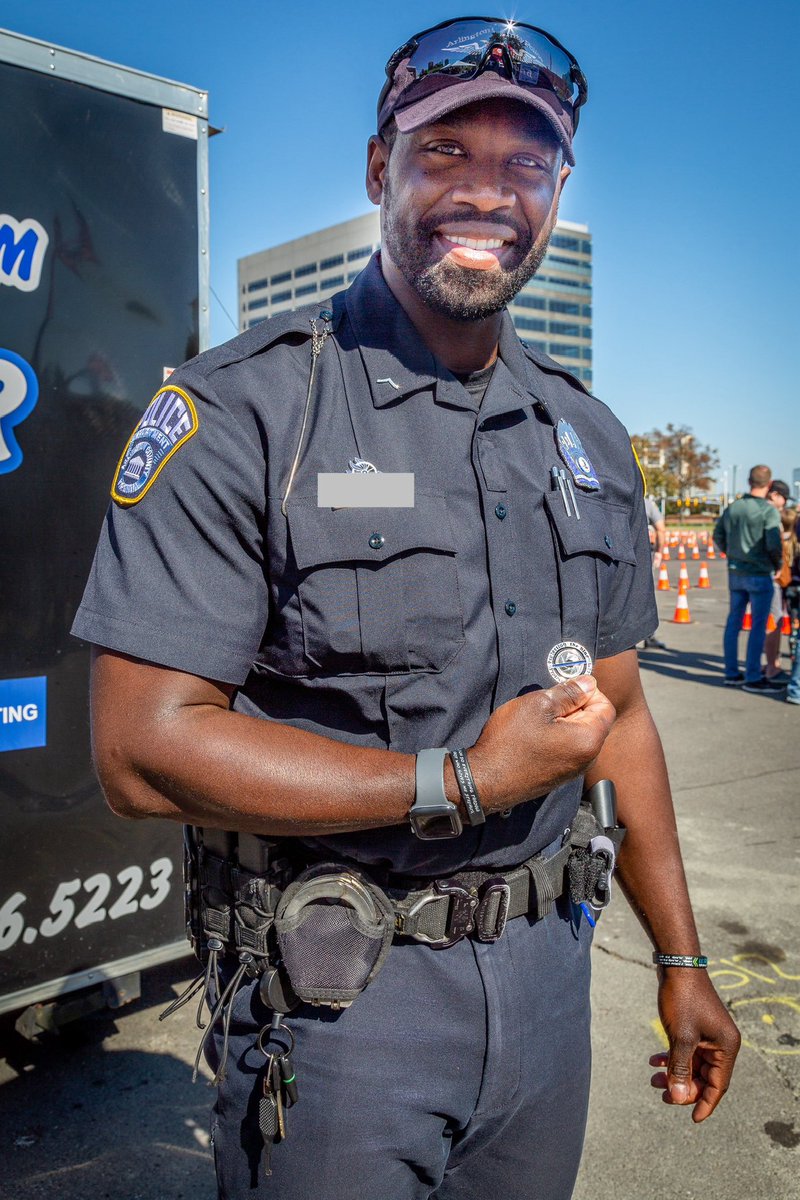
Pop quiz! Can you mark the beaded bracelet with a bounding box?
[653,953,708,968]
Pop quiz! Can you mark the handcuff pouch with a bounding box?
[273,863,395,1008]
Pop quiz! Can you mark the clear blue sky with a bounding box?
[3,0,798,490]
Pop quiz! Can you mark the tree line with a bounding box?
[631,424,719,499]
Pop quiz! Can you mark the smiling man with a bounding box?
[378,101,563,325]
[73,16,739,1200]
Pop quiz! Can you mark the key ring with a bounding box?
[257,1021,295,1058]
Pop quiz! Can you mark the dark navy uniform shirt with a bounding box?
[73,256,657,876]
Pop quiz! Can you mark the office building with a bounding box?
[238,211,592,388]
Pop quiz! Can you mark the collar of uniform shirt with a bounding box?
[344,254,551,422]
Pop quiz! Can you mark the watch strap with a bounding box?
[414,747,451,812]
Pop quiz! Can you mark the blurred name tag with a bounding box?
[318,472,415,508]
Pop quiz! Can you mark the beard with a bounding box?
[381,175,556,322]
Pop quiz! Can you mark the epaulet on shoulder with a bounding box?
[520,340,594,399]
[181,301,337,377]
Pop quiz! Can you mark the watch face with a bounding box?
[411,809,463,840]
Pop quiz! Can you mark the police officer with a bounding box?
[73,16,739,1200]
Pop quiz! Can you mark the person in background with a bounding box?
[763,482,792,680]
[767,480,790,512]
[785,520,800,705]
[714,464,783,693]
[642,494,667,650]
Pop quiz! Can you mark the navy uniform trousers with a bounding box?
[207,895,593,1200]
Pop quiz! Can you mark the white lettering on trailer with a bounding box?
[0,354,33,464]
[0,214,49,292]
[1,704,39,724]
[0,857,174,953]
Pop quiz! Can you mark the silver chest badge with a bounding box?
[547,641,593,683]
[347,458,377,474]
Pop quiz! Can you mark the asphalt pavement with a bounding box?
[575,554,800,1200]
[2,555,798,1199]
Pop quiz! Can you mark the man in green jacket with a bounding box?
[714,464,783,692]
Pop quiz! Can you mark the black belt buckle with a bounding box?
[433,878,479,947]
[475,876,511,943]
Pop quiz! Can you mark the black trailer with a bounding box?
[0,28,210,1025]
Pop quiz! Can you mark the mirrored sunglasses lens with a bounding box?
[406,21,576,103]
[513,32,575,102]
[406,20,496,80]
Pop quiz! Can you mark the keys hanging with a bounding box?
[279,1049,298,1107]
[271,1055,287,1141]
[255,1017,298,1175]
[258,1055,280,1177]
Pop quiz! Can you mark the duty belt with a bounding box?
[166,800,623,1084]
[185,801,620,960]
[389,842,575,947]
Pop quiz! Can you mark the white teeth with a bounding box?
[446,235,505,250]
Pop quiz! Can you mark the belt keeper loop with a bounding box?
[525,857,556,920]
[475,876,511,942]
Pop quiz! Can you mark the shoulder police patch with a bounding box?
[111,385,198,505]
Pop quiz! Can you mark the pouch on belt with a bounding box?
[273,863,396,1008]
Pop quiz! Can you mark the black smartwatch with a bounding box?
[409,748,463,840]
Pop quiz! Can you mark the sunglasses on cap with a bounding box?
[378,16,587,128]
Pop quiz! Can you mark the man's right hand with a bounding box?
[468,677,616,814]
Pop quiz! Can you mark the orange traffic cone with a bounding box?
[662,544,670,561]
[657,565,671,590]
[671,591,692,623]
[766,613,777,634]
[679,563,690,588]
[707,542,716,559]
[782,614,791,635]
[697,563,711,588]
[678,544,686,560]
[678,576,689,595]
[692,545,700,560]
[742,604,752,631]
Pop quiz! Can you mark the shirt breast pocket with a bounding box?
[544,493,637,650]
[286,493,465,675]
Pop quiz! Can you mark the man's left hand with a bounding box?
[649,970,741,1122]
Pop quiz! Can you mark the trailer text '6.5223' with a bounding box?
[0,858,174,954]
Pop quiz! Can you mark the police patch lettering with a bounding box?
[556,419,599,491]
[111,385,198,505]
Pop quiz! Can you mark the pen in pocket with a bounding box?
[561,469,581,520]
[551,464,572,517]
